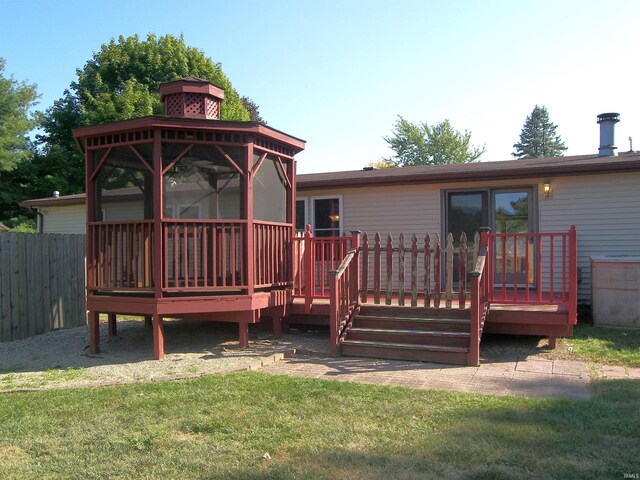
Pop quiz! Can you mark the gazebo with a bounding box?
[73,77,305,359]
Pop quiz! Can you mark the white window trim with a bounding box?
[295,197,309,233]
[310,195,343,237]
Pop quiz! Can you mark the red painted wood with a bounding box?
[373,233,381,305]
[458,232,467,309]
[152,314,164,360]
[424,234,431,308]
[398,233,405,307]
[239,322,249,348]
[108,313,117,337]
[304,226,313,313]
[89,311,100,354]
[434,235,441,308]
[408,234,417,307]
[385,234,393,306]
[568,226,578,325]
[152,130,163,298]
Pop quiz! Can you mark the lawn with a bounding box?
[0,372,638,479]
[555,324,640,367]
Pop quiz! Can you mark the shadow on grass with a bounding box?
[222,378,639,480]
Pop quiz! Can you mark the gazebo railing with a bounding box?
[253,221,293,288]
[88,220,155,291]
[162,220,246,291]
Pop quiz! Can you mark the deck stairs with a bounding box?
[340,305,472,365]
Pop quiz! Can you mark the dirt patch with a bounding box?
[0,319,330,392]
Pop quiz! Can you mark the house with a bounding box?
[23,115,640,306]
[19,108,639,365]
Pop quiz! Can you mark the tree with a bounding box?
[0,58,38,172]
[383,116,485,167]
[36,34,252,196]
[512,105,567,158]
[241,96,266,123]
[366,159,397,169]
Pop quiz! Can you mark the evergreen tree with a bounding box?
[512,105,567,158]
[384,116,485,167]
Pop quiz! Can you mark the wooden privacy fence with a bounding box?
[0,232,86,342]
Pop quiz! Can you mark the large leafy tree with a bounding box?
[0,58,39,229]
[383,116,485,167]
[512,105,567,158]
[35,34,251,197]
[0,58,38,172]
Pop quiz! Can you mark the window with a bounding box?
[296,198,308,233]
[312,196,341,237]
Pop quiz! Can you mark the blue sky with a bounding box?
[2,0,639,173]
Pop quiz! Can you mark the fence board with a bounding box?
[0,233,86,342]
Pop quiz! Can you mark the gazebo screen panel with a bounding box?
[253,154,288,223]
[162,144,245,220]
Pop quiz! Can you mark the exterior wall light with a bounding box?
[543,180,552,198]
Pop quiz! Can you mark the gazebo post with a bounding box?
[152,314,164,360]
[107,313,117,337]
[89,311,100,354]
[239,321,249,348]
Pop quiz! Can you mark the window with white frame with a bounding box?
[312,196,341,237]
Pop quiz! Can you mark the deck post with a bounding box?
[152,314,164,360]
[144,315,152,328]
[89,311,100,354]
[304,225,313,314]
[350,230,361,302]
[273,316,282,339]
[107,313,117,337]
[329,269,340,356]
[568,225,578,325]
[239,321,249,348]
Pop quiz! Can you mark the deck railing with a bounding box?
[487,226,577,309]
[88,220,154,291]
[329,247,360,355]
[162,220,246,291]
[359,231,477,308]
[468,229,490,366]
[292,226,353,313]
[254,221,292,288]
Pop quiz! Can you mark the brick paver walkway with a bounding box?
[261,354,640,400]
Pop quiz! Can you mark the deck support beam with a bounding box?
[108,313,117,337]
[152,314,164,360]
[239,321,249,348]
[548,336,557,349]
[89,311,100,354]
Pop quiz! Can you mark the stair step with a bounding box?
[356,315,469,324]
[340,340,469,365]
[349,328,469,337]
[346,327,470,347]
[354,315,470,332]
[341,340,467,353]
[359,305,469,319]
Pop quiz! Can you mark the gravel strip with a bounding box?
[0,319,330,392]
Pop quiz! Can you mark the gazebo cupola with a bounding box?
[74,77,305,360]
[160,76,224,119]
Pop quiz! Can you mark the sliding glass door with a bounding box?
[446,188,534,287]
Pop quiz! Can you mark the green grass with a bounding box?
[557,324,640,367]
[0,372,638,479]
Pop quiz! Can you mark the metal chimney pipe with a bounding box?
[597,112,620,157]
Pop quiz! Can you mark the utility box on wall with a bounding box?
[591,256,640,328]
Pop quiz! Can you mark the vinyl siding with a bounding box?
[300,172,640,304]
[40,205,87,234]
[539,172,640,302]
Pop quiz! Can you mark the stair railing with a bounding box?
[468,228,491,366]
[329,241,361,356]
